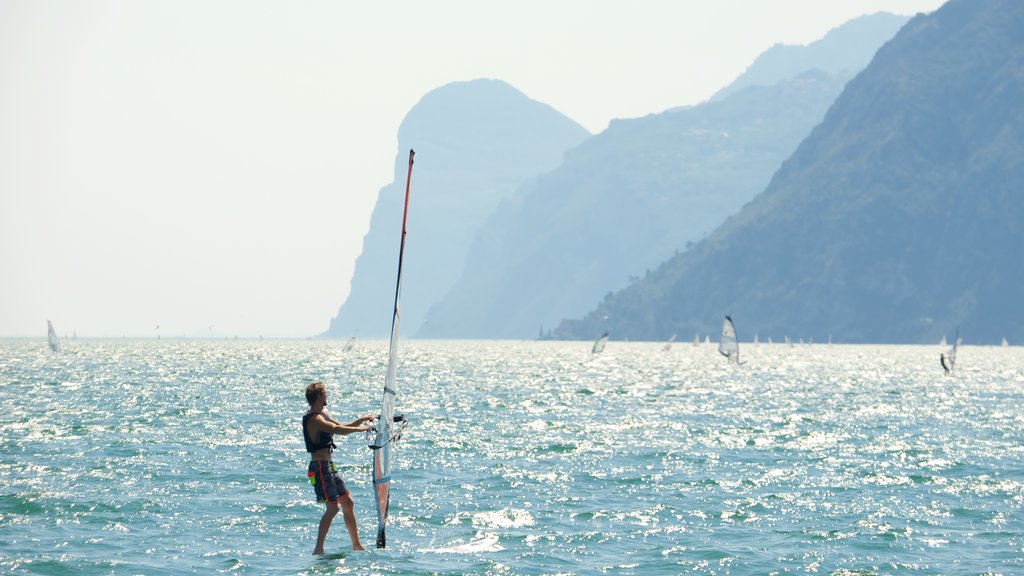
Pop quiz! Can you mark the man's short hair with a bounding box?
[305,381,326,406]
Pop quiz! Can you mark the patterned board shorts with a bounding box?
[307,460,349,503]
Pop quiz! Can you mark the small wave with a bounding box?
[473,508,534,529]
[422,532,502,554]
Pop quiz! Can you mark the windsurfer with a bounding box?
[940,353,950,375]
[303,381,376,554]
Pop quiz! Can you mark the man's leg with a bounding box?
[339,493,364,550]
[313,501,339,555]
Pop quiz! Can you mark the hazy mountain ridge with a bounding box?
[323,79,590,338]
[554,0,1024,345]
[417,14,907,340]
[711,12,909,101]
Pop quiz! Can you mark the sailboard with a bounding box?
[592,331,610,354]
[342,329,358,352]
[943,326,961,375]
[662,333,677,352]
[47,320,60,353]
[368,149,414,549]
[718,315,739,364]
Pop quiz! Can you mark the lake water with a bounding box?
[1,338,1022,575]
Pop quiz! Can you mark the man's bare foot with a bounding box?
[353,545,366,551]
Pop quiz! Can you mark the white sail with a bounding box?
[47,320,60,353]
[592,331,609,354]
[369,149,414,549]
[941,327,960,375]
[662,333,677,352]
[343,329,358,352]
[718,315,739,363]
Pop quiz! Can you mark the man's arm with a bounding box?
[313,413,372,436]
[345,414,377,428]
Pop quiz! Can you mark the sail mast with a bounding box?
[371,148,415,549]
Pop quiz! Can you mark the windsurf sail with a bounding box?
[944,326,960,375]
[592,331,609,354]
[343,329,358,352]
[47,320,60,353]
[718,315,739,363]
[368,149,415,549]
[662,333,677,352]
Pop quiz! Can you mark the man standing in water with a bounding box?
[303,381,376,554]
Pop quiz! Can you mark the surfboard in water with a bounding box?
[369,149,414,549]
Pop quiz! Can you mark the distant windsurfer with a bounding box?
[303,381,376,554]
[940,353,950,375]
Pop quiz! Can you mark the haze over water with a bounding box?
[1,339,1022,574]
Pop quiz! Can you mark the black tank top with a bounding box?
[302,412,338,453]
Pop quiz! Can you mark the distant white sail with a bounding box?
[592,331,609,354]
[948,334,961,374]
[47,320,60,353]
[941,327,960,375]
[662,333,677,352]
[718,315,739,364]
[1002,337,1009,347]
[343,329,359,352]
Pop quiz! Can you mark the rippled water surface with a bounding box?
[1,339,1023,575]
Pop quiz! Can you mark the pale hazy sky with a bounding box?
[0,0,946,338]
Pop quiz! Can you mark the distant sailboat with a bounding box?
[592,331,610,354]
[718,315,740,364]
[343,329,359,352]
[941,327,961,375]
[47,320,60,353]
[662,333,677,352]
[1002,337,1009,347]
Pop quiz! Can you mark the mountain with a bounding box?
[711,12,909,102]
[417,15,906,340]
[554,0,1024,345]
[324,79,590,338]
